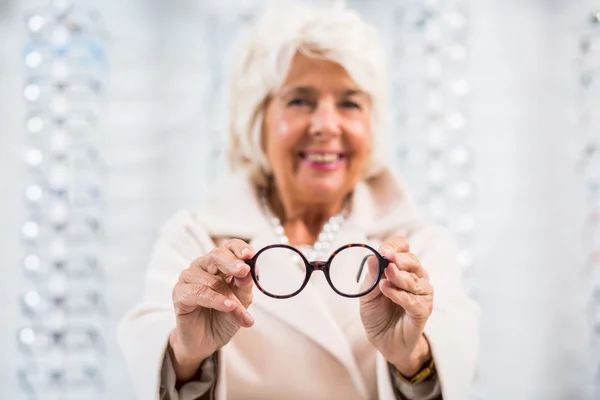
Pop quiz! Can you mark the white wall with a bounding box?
[0,0,594,399]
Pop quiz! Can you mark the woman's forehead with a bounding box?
[286,53,351,79]
[279,53,364,95]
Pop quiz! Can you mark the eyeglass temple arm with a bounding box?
[247,260,259,281]
[356,255,372,283]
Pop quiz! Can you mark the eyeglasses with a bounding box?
[17,325,104,356]
[18,361,103,395]
[21,289,105,317]
[245,243,389,299]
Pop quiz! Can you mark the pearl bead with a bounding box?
[259,189,349,259]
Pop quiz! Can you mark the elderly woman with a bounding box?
[118,4,479,400]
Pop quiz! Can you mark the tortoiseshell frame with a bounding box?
[245,243,389,299]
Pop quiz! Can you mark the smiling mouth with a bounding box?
[299,152,345,164]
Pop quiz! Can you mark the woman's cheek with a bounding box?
[348,131,372,158]
[277,120,293,137]
[342,116,370,138]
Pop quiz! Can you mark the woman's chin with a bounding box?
[297,178,351,204]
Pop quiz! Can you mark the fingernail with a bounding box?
[235,262,246,271]
[241,248,251,257]
[243,312,254,325]
[415,284,421,292]
[223,299,234,308]
[381,246,392,256]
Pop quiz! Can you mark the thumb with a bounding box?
[231,272,254,309]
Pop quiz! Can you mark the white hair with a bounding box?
[227,2,390,186]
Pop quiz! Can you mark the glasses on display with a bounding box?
[21,289,105,317]
[18,325,104,357]
[578,9,600,395]
[21,213,103,244]
[19,362,103,396]
[245,243,389,299]
[23,251,104,281]
[20,3,108,399]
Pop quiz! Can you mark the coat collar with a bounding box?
[196,168,424,241]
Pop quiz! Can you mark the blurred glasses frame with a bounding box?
[17,325,104,356]
[245,243,389,299]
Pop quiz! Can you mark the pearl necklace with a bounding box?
[259,189,350,260]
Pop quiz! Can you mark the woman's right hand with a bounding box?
[168,239,255,382]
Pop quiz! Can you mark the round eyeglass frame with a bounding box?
[245,243,389,299]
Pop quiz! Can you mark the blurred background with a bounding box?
[0,0,597,399]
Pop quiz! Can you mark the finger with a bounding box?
[174,281,254,327]
[379,280,432,321]
[179,268,255,326]
[231,272,254,309]
[379,281,431,347]
[367,255,379,278]
[385,252,427,278]
[195,248,250,278]
[223,239,256,260]
[359,256,384,303]
[357,254,379,283]
[173,283,237,315]
[384,268,432,295]
[379,236,409,255]
[179,268,227,288]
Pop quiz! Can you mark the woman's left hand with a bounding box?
[359,236,434,377]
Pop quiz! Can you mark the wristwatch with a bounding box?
[393,357,436,385]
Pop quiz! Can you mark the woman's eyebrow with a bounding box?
[282,87,366,98]
[281,86,319,97]
[342,89,364,96]
[341,89,368,98]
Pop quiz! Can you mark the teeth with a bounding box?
[304,153,340,163]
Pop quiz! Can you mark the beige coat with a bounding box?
[117,169,480,400]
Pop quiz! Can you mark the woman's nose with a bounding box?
[308,101,342,138]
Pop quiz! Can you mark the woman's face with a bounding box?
[262,52,372,206]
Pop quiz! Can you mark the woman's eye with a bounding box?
[288,98,310,107]
[341,101,361,109]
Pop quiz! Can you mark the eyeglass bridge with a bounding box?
[308,261,325,270]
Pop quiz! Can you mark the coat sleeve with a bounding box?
[116,210,228,400]
[377,223,480,400]
[376,354,442,400]
[391,364,442,400]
